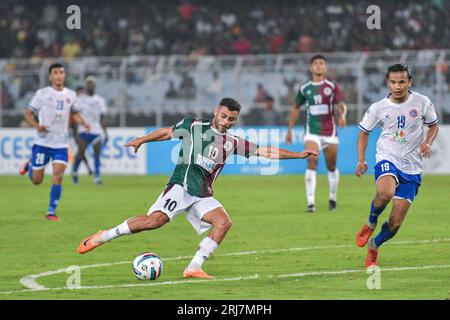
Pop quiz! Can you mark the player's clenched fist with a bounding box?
[419,142,432,158]
[355,161,368,177]
[36,125,48,133]
[301,149,319,159]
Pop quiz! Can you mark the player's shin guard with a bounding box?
[368,200,387,228]
[187,237,218,271]
[373,221,397,248]
[305,169,317,206]
[328,169,339,201]
[48,184,62,214]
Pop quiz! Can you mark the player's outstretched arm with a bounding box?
[255,146,318,159]
[124,127,173,153]
[420,123,439,158]
[355,130,369,177]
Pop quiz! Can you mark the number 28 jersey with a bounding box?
[359,91,438,175]
[28,86,79,149]
[168,117,258,197]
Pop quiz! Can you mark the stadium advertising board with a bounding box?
[0,128,147,175]
[2,126,447,175]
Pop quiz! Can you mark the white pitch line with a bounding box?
[2,265,450,295]
[0,275,261,295]
[7,237,450,294]
[276,264,450,278]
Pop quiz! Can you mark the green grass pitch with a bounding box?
[0,175,449,299]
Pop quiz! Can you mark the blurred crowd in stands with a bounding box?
[1,0,449,59]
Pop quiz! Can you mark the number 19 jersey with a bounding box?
[295,79,345,137]
[359,91,438,175]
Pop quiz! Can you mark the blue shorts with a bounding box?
[374,160,422,203]
[79,132,102,145]
[31,145,69,170]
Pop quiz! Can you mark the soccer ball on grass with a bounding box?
[132,252,163,280]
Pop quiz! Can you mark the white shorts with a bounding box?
[147,184,224,235]
[304,133,339,150]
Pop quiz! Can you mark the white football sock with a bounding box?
[328,169,339,201]
[187,237,218,271]
[305,169,317,206]
[101,220,131,242]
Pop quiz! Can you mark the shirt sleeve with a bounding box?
[28,90,42,112]
[234,136,259,158]
[334,81,345,103]
[358,104,379,133]
[423,99,438,125]
[172,117,194,139]
[294,88,306,108]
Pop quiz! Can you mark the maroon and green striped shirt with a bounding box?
[168,117,258,197]
[295,78,344,136]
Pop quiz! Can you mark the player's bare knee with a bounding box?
[52,174,63,185]
[376,190,394,204]
[31,173,44,185]
[327,163,337,172]
[218,217,232,234]
[222,217,232,232]
[31,178,43,185]
[307,158,318,170]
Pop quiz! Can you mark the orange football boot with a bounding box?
[183,269,215,279]
[19,160,30,175]
[46,214,60,221]
[356,224,375,247]
[78,231,106,254]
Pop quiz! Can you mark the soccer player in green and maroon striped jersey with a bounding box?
[78,98,318,279]
[286,54,348,213]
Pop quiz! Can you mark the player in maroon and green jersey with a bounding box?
[78,98,318,279]
[286,54,348,213]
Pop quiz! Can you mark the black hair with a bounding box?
[48,63,64,74]
[219,97,241,112]
[386,64,412,80]
[310,54,326,64]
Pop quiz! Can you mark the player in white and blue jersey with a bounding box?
[72,76,108,185]
[19,63,91,221]
[354,64,439,268]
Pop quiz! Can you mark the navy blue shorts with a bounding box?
[79,132,102,145]
[374,160,421,203]
[31,144,68,170]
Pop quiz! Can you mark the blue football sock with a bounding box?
[48,184,62,214]
[373,221,397,248]
[73,156,82,174]
[368,200,386,226]
[94,156,101,178]
[28,163,33,181]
